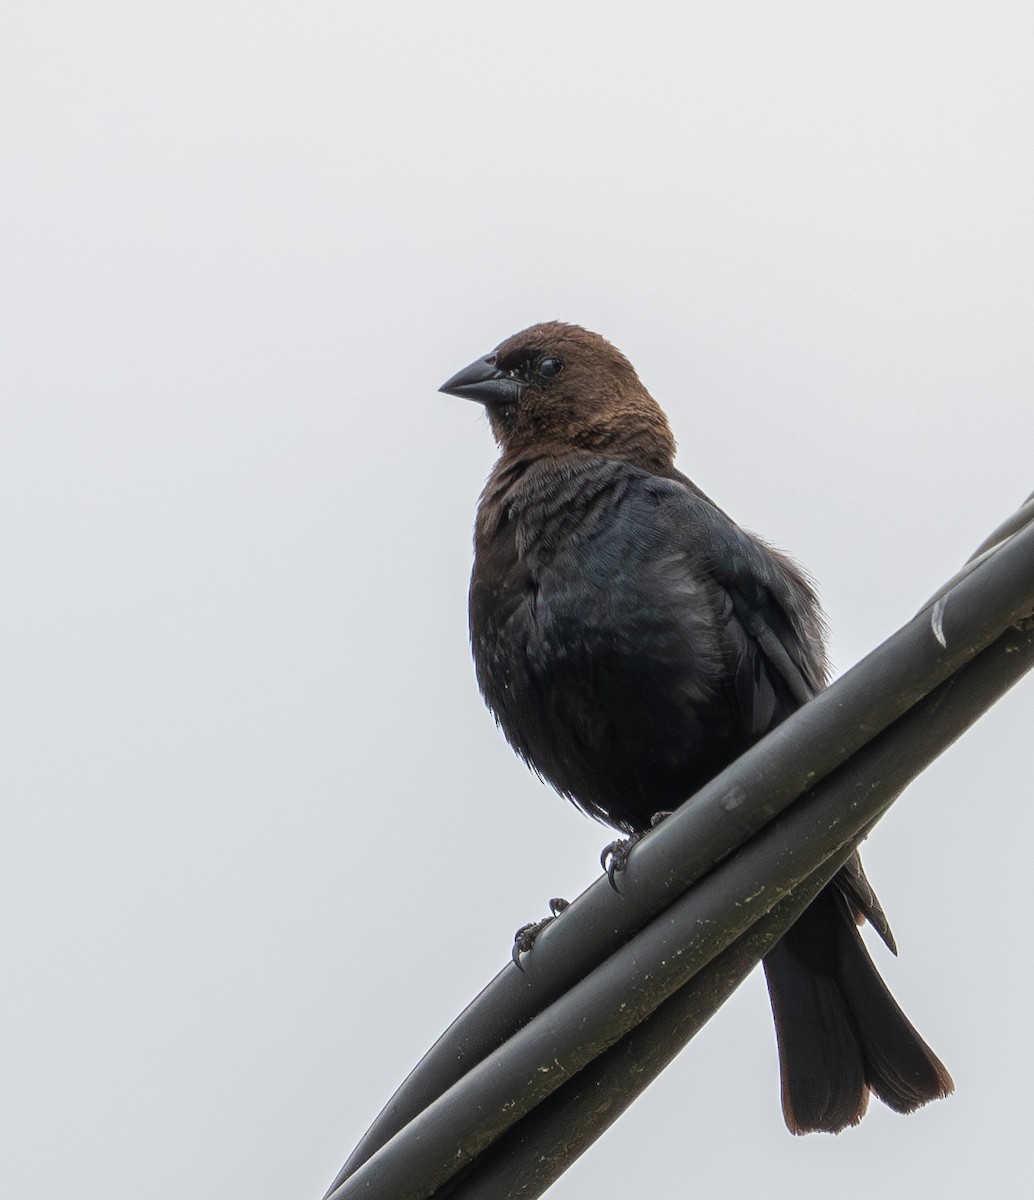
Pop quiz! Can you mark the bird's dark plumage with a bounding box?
[442,321,952,1134]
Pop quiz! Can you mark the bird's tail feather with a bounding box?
[762,885,953,1135]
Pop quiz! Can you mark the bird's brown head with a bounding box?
[439,321,676,472]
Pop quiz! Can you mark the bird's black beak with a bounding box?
[439,354,524,406]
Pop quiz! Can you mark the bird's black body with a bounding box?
[443,321,952,1134]
[470,454,824,832]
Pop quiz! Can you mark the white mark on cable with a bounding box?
[931,597,948,649]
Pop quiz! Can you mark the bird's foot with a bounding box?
[512,897,569,968]
[601,812,673,890]
[600,833,642,889]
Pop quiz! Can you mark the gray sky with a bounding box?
[3,3,1032,1198]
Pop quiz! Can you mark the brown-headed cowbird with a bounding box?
[440,321,953,1135]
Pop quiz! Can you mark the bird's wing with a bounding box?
[836,851,898,952]
[663,478,894,948]
[660,479,828,737]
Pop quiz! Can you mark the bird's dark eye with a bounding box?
[538,357,563,379]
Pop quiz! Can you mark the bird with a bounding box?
[439,320,953,1135]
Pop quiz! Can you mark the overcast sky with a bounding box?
[3,3,1032,1198]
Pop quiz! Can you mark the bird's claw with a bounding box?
[512,897,569,968]
[600,813,672,889]
[601,833,643,890]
